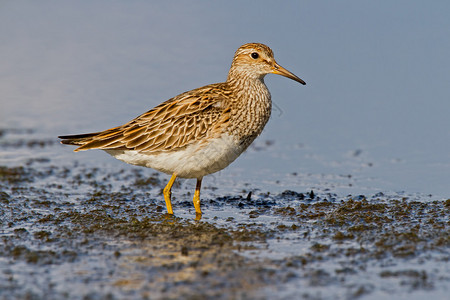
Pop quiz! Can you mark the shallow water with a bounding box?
[1,1,450,299]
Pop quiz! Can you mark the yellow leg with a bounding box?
[163,173,177,214]
[193,178,202,216]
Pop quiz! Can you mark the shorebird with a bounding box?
[59,43,305,217]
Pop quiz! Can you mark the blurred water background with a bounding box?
[1,1,449,199]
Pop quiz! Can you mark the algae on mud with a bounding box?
[0,130,449,299]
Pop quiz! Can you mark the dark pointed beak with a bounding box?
[272,62,306,85]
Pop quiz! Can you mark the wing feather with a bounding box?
[68,83,234,153]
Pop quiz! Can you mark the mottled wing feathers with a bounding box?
[59,83,233,153]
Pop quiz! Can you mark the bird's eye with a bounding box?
[251,52,259,59]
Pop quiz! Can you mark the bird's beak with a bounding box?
[272,62,306,85]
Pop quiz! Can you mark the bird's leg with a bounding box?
[193,177,203,216]
[163,173,177,214]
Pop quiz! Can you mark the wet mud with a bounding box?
[0,129,449,299]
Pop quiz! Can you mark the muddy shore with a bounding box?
[0,129,449,299]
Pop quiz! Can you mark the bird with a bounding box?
[58,43,305,217]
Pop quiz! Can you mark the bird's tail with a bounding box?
[58,133,99,150]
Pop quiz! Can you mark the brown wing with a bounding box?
[60,83,233,153]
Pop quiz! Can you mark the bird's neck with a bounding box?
[225,70,272,145]
[227,70,269,98]
[226,65,272,114]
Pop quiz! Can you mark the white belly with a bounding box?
[105,133,245,178]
